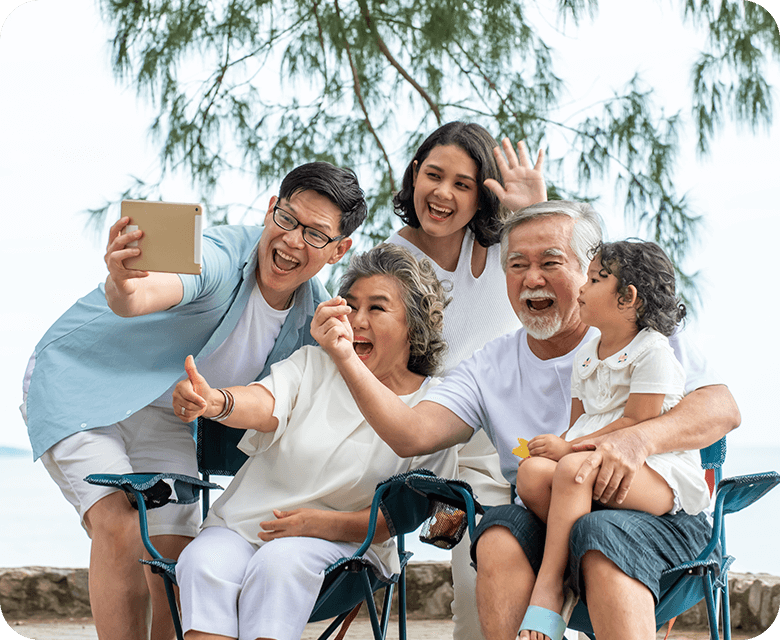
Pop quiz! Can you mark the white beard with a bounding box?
[518,308,563,340]
[517,290,563,340]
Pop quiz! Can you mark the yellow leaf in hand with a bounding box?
[512,438,530,459]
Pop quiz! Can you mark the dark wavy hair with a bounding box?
[337,244,450,376]
[392,122,506,247]
[279,161,367,237]
[591,240,686,336]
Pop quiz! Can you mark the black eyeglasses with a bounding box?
[272,204,343,249]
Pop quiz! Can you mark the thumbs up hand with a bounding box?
[173,355,218,422]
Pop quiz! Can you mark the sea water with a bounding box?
[1,446,778,575]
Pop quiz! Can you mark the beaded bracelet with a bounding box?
[211,388,235,422]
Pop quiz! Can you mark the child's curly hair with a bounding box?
[591,240,686,337]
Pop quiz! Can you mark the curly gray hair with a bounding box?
[337,243,450,377]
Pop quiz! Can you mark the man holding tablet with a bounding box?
[21,162,366,640]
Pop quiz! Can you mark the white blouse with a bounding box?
[202,346,457,574]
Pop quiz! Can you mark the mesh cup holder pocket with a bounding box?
[419,499,467,549]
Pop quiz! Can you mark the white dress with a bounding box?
[568,329,711,515]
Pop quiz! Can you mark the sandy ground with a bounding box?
[2,617,771,640]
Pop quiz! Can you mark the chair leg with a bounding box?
[161,573,185,640]
[398,566,408,640]
[720,574,732,640]
[317,607,359,640]
[379,582,394,637]
[702,572,720,640]
[360,570,385,640]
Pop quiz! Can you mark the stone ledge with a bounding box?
[1,564,778,634]
[0,567,90,620]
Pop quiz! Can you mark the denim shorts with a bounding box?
[470,503,719,604]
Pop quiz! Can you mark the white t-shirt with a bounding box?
[569,328,711,514]
[151,282,289,408]
[425,326,721,489]
[202,346,458,576]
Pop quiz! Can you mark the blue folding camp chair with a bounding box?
[85,416,482,640]
[402,435,778,640]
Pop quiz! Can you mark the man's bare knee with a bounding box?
[85,492,141,550]
[475,525,529,574]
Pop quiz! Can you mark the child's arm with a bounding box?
[527,434,571,460]
[569,397,585,428]
[526,398,585,460]
[569,393,665,445]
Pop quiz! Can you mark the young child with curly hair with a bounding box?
[514,239,711,640]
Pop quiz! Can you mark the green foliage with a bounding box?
[91,0,779,307]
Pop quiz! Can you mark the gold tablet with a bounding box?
[122,200,203,275]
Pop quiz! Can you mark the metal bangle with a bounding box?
[211,388,231,422]
[212,388,236,423]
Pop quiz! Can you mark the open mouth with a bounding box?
[353,339,374,359]
[273,249,300,272]
[428,203,453,221]
[525,298,555,312]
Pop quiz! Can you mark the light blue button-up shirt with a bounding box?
[25,225,329,460]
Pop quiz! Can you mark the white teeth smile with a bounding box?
[429,204,453,218]
[273,249,300,271]
[526,299,554,311]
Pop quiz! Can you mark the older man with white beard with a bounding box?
[314,199,741,640]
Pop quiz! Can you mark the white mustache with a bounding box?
[519,290,557,302]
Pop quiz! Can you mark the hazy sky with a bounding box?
[1,0,779,457]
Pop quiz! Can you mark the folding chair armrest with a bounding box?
[692,471,780,565]
[716,471,780,516]
[85,472,222,507]
[85,472,222,562]
[351,483,392,560]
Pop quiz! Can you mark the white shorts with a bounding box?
[40,405,200,538]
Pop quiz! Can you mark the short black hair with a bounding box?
[279,162,367,237]
[392,122,505,247]
[592,240,686,336]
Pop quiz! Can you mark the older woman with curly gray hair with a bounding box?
[337,242,450,377]
[170,242,456,640]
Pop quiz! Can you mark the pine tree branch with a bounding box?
[311,0,328,73]
[333,0,395,192]
[357,0,442,124]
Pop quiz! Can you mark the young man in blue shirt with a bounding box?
[22,162,366,640]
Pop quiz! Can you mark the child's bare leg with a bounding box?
[519,451,594,640]
[520,453,675,640]
[515,456,558,522]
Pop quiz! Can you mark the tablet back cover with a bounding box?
[122,200,203,275]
